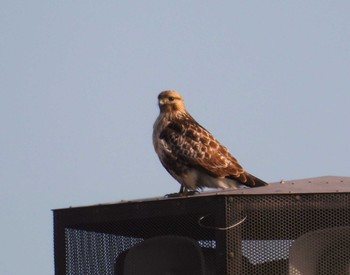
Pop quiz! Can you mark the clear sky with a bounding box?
[1,1,350,274]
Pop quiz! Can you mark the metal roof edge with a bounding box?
[53,175,350,210]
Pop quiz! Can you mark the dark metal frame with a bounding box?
[53,176,350,275]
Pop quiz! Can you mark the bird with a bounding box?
[153,90,268,194]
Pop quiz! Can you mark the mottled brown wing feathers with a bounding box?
[159,114,249,183]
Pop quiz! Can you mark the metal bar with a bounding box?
[53,211,66,275]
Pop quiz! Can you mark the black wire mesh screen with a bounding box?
[65,229,142,274]
[225,193,350,274]
[54,192,350,275]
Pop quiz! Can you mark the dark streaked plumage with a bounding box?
[153,90,268,193]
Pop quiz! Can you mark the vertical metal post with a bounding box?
[215,196,244,274]
[226,196,244,274]
[215,196,229,275]
[53,211,66,275]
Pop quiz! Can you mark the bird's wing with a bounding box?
[159,115,247,181]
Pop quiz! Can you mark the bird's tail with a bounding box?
[247,174,269,187]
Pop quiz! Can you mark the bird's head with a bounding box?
[157,90,186,113]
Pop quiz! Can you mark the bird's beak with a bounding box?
[159,99,165,106]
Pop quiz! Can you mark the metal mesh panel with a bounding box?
[65,229,142,274]
[225,193,350,274]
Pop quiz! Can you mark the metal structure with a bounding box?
[53,176,350,274]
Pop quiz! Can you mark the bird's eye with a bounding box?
[168,96,175,101]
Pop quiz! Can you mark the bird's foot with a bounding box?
[165,192,184,198]
[165,191,198,198]
[165,186,198,197]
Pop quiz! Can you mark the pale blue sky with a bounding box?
[1,1,350,274]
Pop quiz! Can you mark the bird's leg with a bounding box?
[179,185,185,194]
